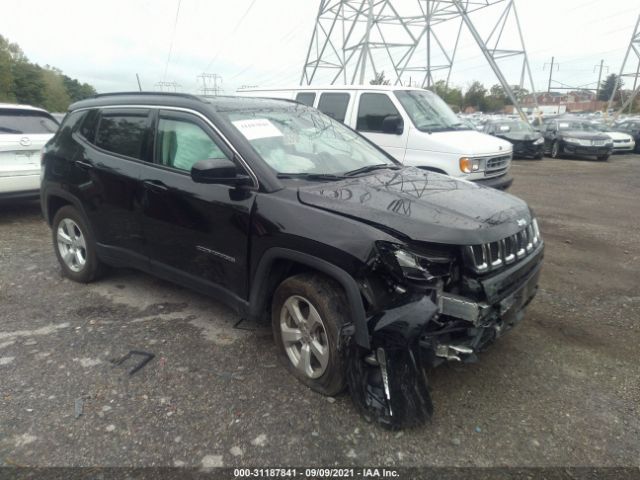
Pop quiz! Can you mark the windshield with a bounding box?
[0,110,59,134]
[494,120,533,133]
[222,105,395,176]
[394,90,467,132]
[557,121,598,131]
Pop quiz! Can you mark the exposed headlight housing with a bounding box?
[533,137,544,145]
[459,157,481,173]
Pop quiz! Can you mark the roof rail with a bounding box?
[88,91,204,101]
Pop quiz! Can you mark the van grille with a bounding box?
[464,219,542,274]
[481,154,511,178]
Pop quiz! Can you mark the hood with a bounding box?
[496,131,542,142]
[406,128,512,156]
[297,167,531,246]
[560,130,610,141]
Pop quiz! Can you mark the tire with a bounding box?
[534,153,543,160]
[52,205,104,283]
[271,273,347,396]
[550,141,561,158]
[597,155,610,162]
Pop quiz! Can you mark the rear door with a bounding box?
[140,109,256,301]
[353,92,409,161]
[73,108,151,264]
[0,108,58,190]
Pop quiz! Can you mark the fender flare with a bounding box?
[42,187,91,226]
[249,247,370,349]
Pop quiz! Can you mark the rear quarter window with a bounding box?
[295,92,316,107]
[0,109,59,134]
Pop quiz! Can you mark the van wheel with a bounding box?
[272,273,347,396]
[52,206,104,283]
[551,141,561,158]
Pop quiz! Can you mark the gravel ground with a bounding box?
[0,154,638,468]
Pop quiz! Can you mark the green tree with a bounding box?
[431,80,463,110]
[598,73,622,102]
[11,61,46,106]
[369,71,391,85]
[62,75,96,103]
[42,67,71,112]
[463,81,487,110]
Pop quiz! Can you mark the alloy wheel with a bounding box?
[279,295,330,379]
[56,218,87,272]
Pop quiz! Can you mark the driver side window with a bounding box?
[156,116,227,172]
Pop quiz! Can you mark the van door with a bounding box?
[354,92,409,161]
[317,92,351,123]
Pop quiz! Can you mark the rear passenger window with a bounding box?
[317,93,350,123]
[95,110,149,160]
[356,93,401,133]
[295,92,316,107]
[156,116,227,172]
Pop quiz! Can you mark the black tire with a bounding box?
[534,153,543,160]
[271,273,347,396]
[597,155,610,162]
[52,205,104,283]
[550,141,561,158]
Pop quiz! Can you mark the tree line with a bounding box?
[0,34,96,112]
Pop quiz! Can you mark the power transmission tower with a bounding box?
[154,81,181,92]
[301,0,538,120]
[197,73,224,97]
[608,14,640,119]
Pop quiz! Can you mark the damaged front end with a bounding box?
[344,220,544,429]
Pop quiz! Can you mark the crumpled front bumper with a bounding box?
[344,244,543,429]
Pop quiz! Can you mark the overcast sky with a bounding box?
[2,0,639,95]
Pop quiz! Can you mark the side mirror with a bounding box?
[382,115,404,135]
[190,158,252,186]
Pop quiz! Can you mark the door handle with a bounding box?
[143,180,169,193]
[75,160,93,170]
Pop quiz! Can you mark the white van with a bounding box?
[236,85,514,189]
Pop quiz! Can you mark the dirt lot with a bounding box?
[0,154,638,468]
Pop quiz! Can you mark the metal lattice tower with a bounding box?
[608,14,640,119]
[197,73,224,97]
[301,0,538,119]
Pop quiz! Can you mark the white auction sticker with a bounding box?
[232,118,283,140]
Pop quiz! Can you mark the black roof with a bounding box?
[69,92,301,112]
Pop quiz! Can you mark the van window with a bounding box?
[295,92,316,107]
[356,93,401,133]
[95,110,150,160]
[156,116,227,172]
[317,93,350,123]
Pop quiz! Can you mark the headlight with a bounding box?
[376,242,454,289]
[459,157,481,173]
[533,137,544,145]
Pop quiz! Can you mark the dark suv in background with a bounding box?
[41,93,543,429]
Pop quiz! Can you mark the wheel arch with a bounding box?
[249,248,370,349]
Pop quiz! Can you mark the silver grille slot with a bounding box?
[464,219,542,274]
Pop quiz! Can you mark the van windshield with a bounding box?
[223,105,397,177]
[394,90,469,132]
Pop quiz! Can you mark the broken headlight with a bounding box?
[376,242,455,290]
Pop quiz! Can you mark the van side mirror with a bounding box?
[382,115,404,135]
[190,158,252,187]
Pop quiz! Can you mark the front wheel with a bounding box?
[271,273,347,396]
[597,154,610,161]
[551,141,561,158]
[52,205,104,283]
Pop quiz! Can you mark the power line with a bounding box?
[201,0,258,74]
[162,0,183,82]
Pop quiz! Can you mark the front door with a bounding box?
[140,109,255,302]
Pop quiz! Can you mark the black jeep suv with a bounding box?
[41,93,543,429]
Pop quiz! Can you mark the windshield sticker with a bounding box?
[232,118,283,140]
[559,122,570,129]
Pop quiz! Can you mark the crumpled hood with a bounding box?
[297,167,532,245]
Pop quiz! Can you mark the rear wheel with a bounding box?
[52,206,104,283]
[272,273,347,396]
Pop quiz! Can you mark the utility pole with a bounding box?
[609,14,640,118]
[154,81,181,92]
[594,60,608,100]
[544,56,558,92]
